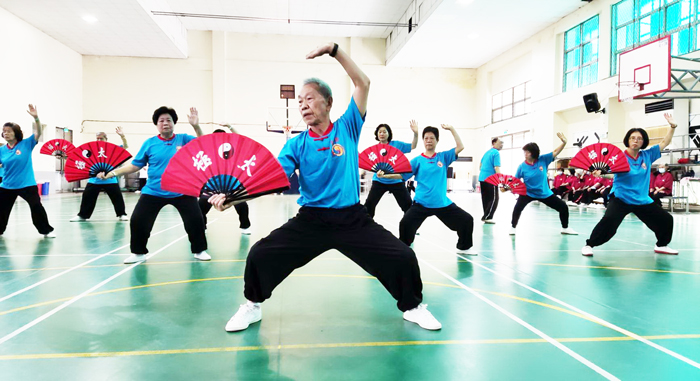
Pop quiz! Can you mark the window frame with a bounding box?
[563,15,600,92]
[491,81,532,124]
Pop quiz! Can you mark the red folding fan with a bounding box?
[570,143,630,174]
[40,139,75,157]
[485,174,528,195]
[161,133,290,203]
[358,144,412,174]
[64,141,132,182]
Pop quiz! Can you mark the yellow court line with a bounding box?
[2,334,700,360]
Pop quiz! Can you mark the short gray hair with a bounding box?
[303,78,333,102]
[96,131,107,138]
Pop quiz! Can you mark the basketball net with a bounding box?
[283,126,293,140]
[618,81,644,103]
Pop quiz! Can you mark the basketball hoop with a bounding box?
[283,125,293,139]
[618,81,644,103]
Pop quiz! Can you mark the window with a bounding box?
[492,81,532,123]
[564,16,600,92]
[611,0,697,76]
[493,131,532,174]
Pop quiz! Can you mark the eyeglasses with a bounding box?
[629,136,644,141]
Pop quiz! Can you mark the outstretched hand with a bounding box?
[557,132,567,144]
[27,104,38,119]
[115,126,125,137]
[306,43,333,60]
[209,194,232,212]
[409,120,418,134]
[664,112,677,127]
[440,124,454,130]
[188,107,199,126]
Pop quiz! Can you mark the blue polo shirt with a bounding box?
[407,148,457,209]
[0,135,38,190]
[611,145,661,205]
[131,134,196,198]
[515,152,554,199]
[478,147,501,181]
[373,140,412,185]
[278,98,365,208]
[88,144,123,185]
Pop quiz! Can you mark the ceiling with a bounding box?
[0,0,589,67]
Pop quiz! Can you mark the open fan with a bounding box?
[64,141,132,182]
[40,139,75,157]
[485,173,528,195]
[161,133,290,203]
[570,143,630,174]
[358,143,412,174]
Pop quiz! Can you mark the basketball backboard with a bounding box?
[618,36,671,102]
[266,106,306,140]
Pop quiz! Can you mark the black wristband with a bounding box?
[330,43,339,57]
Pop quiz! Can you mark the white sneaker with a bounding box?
[43,232,57,238]
[561,227,579,235]
[118,215,129,222]
[240,227,252,235]
[483,219,495,224]
[193,251,211,261]
[581,246,593,257]
[403,304,441,330]
[456,248,478,256]
[225,302,262,332]
[509,227,516,235]
[124,254,147,264]
[566,201,576,206]
[654,246,679,255]
[70,216,87,222]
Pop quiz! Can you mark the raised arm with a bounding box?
[27,104,43,141]
[97,163,142,180]
[552,133,567,158]
[306,43,370,116]
[223,123,237,134]
[409,120,419,150]
[188,107,204,137]
[116,126,129,149]
[659,113,677,151]
[441,124,464,155]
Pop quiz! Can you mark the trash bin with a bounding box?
[41,182,50,195]
[37,183,43,196]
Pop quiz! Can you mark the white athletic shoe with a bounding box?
[43,232,57,238]
[509,227,516,235]
[124,254,147,264]
[483,219,495,224]
[561,227,579,235]
[403,304,442,330]
[456,248,478,256]
[70,216,87,222]
[118,215,129,222]
[566,201,576,206]
[654,246,679,255]
[581,246,594,257]
[240,227,252,235]
[193,251,211,261]
[225,302,262,332]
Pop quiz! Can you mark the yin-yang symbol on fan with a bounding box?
[601,147,609,156]
[218,143,233,160]
[380,148,388,156]
[82,149,92,158]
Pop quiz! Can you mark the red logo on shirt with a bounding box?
[15,150,21,155]
[437,161,443,168]
[539,166,543,171]
[641,162,647,170]
[332,144,344,157]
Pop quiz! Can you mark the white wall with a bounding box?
[0,6,83,192]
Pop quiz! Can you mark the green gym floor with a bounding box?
[1,191,700,380]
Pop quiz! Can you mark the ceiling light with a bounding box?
[82,15,98,24]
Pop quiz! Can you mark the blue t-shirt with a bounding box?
[406,148,457,209]
[515,152,554,199]
[611,145,661,205]
[372,140,412,185]
[278,98,365,208]
[88,144,123,185]
[0,135,38,190]
[478,147,501,182]
[131,134,196,198]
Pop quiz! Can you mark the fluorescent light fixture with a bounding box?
[82,15,98,23]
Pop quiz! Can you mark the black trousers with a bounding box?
[0,186,54,235]
[511,194,569,228]
[364,181,412,218]
[198,197,251,228]
[78,183,126,218]
[580,190,600,205]
[479,181,499,220]
[650,192,670,206]
[244,204,423,312]
[601,189,611,206]
[552,186,569,197]
[130,194,207,254]
[586,195,673,247]
[399,202,474,250]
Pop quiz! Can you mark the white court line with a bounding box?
[0,254,131,257]
[416,236,700,370]
[611,238,653,248]
[0,223,184,304]
[0,213,228,346]
[417,258,619,380]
